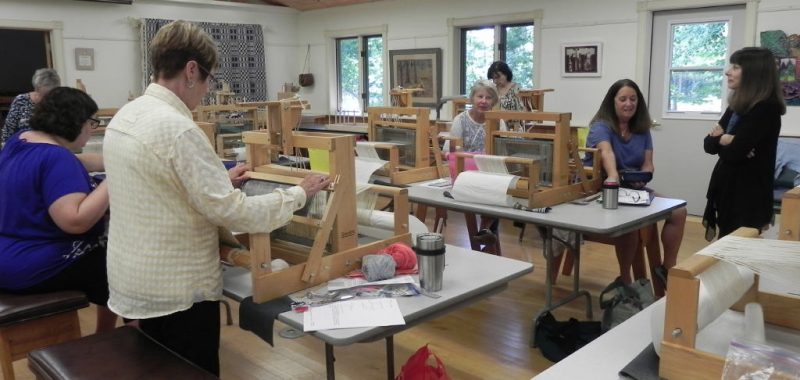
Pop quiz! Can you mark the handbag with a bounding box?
[599,277,654,332]
[299,44,314,87]
[395,344,452,380]
[533,312,602,362]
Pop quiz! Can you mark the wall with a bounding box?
[0,0,298,108]
[296,0,800,133]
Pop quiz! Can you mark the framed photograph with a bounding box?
[561,43,602,77]
[74,48,95,71]
[389,48,442,107]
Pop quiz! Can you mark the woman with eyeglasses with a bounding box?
[0,86,118,333]
[102,20,330,376]
[703,47,785,240]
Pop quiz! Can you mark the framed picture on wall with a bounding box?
[561,42,602,77]
[389,48,442,107]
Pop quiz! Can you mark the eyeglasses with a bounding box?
[88,117,101,129]
[197,64,218,87]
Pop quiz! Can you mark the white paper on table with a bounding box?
[326,275,416,291]
[303,298,406,331]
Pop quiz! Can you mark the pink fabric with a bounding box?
[446,152,480,181]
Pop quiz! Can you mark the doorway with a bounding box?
[647,5,746,215]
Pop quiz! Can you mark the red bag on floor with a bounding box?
[396,344,452,380]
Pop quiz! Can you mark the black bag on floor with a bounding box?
[534,312,602,362]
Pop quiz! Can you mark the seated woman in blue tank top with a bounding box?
[583,79,687,287]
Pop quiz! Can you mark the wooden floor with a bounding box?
[12,211,719,380]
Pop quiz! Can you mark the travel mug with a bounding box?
[602,181,619,209]
[414,233,446,292]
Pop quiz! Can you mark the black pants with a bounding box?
[9,245,109,306]
[139,300,221,376]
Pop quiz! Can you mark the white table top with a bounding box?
[408,184,686,237]
[223,244,533,346]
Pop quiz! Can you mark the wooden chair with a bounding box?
[0,291,89,380]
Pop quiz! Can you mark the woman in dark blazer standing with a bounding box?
[703,47,786,240]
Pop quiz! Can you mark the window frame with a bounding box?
[661,16,733,121]
[326,26,387,114]
[449,11,542,96]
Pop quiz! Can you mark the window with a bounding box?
[336,35,383,112]
[666,20,729,114]
[460,23,534,93]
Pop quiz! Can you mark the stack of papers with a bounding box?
[303,298,405,331]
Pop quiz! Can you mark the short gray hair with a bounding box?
[469,79,499,107]
[32,68,61,91]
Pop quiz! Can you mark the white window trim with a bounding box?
[325,25,388,114]
[447,10,542,96]
[0,19,65,82]
[660,16,733,121]
[635,0,759,100]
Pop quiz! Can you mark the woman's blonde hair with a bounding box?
[469,79,499,107]
[149,20,218,81]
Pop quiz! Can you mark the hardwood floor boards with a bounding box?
[12,211,718,380]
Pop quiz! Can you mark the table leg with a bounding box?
[464,212,481,251]
[531,227,593,347]
[386,336,395,380]
[325,343,335,380]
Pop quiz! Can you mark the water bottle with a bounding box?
[602,180,619,209]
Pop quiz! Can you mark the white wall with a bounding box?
[296,0,800,132]
[0,0,298,108]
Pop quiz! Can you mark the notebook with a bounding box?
[619,188,652,206]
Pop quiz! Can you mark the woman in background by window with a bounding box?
[703,47,785,240]
[487,61,524,130]
[2,68,61,145]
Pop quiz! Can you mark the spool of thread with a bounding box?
[361,254,397,282]
[381,243,417,270]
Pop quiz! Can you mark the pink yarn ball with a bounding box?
[382,243,417,270]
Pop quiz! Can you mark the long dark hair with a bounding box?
[590,79,652,135]
[728,47,786,115]
[29,87,97,142]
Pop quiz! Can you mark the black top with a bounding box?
[703,101,782,239]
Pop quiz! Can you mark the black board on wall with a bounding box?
[0,29,49,97]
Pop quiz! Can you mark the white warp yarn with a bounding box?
[452,171,518,207]
[473,154,509,174]
[651,260,755,355]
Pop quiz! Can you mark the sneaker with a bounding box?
[473,228,497,246]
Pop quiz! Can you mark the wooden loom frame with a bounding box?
[366,106,449,185]
[660,221,800,379]
[240,130,413,303]
[483,110,601,208]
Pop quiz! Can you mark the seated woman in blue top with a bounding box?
[0,87,117,333]
[584,79,687,285]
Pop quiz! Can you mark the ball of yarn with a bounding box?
[382,243,417,270]
[362,254,397,282]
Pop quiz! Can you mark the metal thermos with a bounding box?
[414,233,446,292]
[602,181,619,209]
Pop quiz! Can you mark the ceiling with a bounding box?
[216,0,386,11]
